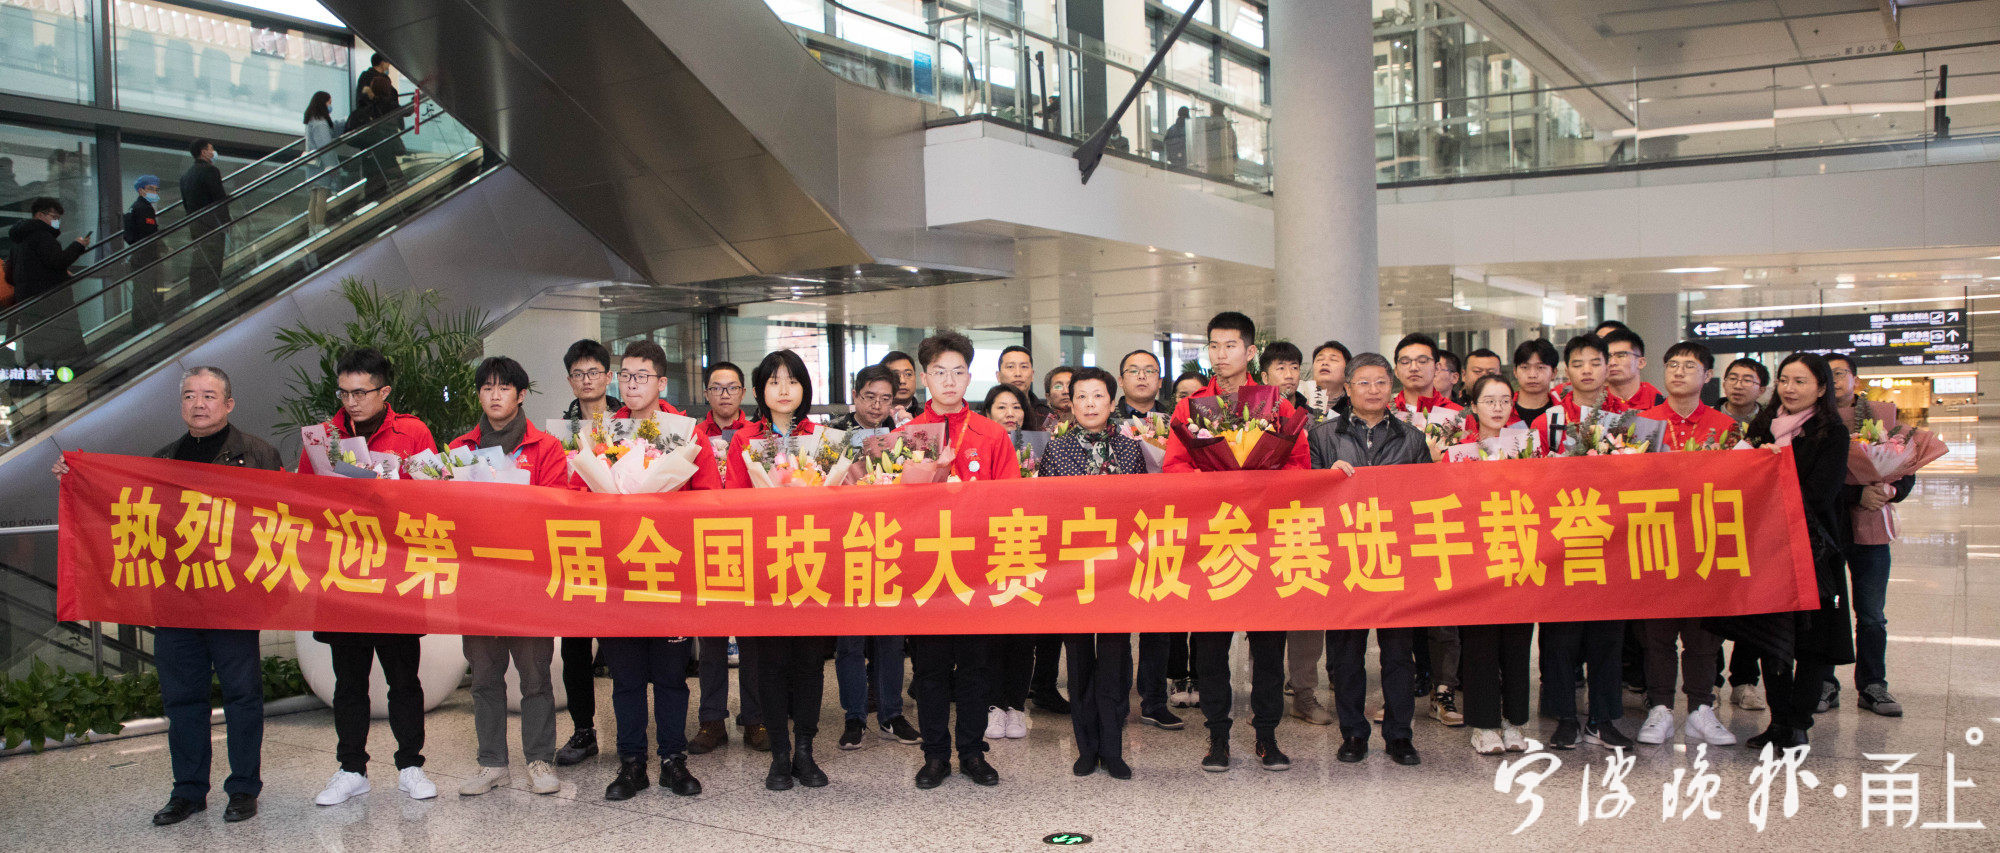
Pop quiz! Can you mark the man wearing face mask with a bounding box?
[7,196,90,370]
[123,176,166,328]
[179,139,229,302]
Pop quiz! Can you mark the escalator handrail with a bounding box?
[3,113,472,344]
[823,0,979,107]
[29,99,427,307]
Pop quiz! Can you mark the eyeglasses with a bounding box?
[926,367,969,381]
[1475,396,1513,407]
[855,391,894,405]
[1664,361,1704,374]
[705,383,743,395]
[1395,355,1434,368]
[1723,375,1762,387]
[1609,351,1639,362]
[617,371,658,384]
[567,369,606,382]
[333,386,383,402]
[1348,379,1392,391]
[1122,366,1161,378]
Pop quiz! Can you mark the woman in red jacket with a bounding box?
[725,350,833,791]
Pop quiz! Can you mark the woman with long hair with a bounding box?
[301,91,341,191]
[1452,374,1535,756]
[978,381,1040,739]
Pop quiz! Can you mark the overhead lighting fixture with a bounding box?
[1183,252,1196,259]
[1663,267,1723,274]
[1704,284,1753,289]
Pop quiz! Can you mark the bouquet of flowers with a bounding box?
[566,412,702,493]
[299,421,399,478]
[1847,417,1948,543]
[741,429,856,488]
[1556,408,1661,456]
[1120,413,1171,472]
[1444,428,1539,462]
[402,449,453,480]
[838,422,954,485]
[1674,421,1749,452]
[1422,412,1470,458]
[1173,385,1308,471]
[1012,429,1052,478]
[444,445,532,484]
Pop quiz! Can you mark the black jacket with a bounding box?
[1037,430,1148,478]
[1114,396,1170,420]
[123,197,159,251]
[1307,411,1431,470]
[561,395,621,420]
[151,423,285,471]
[5,219,87,300]
[826,411,891,432]
[1709,413,1855,665]
[179,160,228,220]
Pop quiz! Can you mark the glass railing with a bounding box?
[0,99,487,454]
[0,526,151,679]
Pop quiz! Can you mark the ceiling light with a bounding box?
[1704,284,1753,289]
[1183,252,1196,259]
[1663,267,1723,274]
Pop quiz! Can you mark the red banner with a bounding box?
[57,449,1817,636]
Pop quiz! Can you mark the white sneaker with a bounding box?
[1004,708,1028,739]
[1682,705,1738,746]
[458,766,508,796]
[1470,728,1506,755]
[985,706,1007,739]
[1731,683,1767,711]
[1501,724,1529,753]
[315,770,370,805]
[1168,679,1196,708]
[1637,705,1676,744]
[527,761,560,794]
[397,766,438,800]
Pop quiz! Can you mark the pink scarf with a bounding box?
[1769,408,1814,447]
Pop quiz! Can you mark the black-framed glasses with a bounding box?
[568,369,606,382]
[333,386,383,402]
[617,371,658,384]
[706,383,743,395]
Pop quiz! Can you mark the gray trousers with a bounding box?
[1286,629,1327,693]
[464,636,556,767]
[1429,626,1462,691]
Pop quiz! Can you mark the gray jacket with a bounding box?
[1307,412,1431,470]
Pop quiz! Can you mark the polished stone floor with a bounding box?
[4,421,1997,851]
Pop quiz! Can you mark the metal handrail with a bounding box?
[3,111,453,344]
[823,0,981,112]
[39,98,424,298]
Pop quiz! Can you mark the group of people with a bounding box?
[61,310,1913,828]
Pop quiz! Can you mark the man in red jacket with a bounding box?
[1604,328,1666,410]
[1389,333,1463,421]
[1160,311,1306,773]
[904,331,1015,792]
[306,348,441,807]
[688,359,767,755]
[445,357,571,798]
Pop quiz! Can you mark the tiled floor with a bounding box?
[5,422,1998,851]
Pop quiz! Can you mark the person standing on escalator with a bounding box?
[178,140,228,305]
[6,196,90,372]
[123,175,164,330]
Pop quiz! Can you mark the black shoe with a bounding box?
[838,718,866,750]
[1138,707,1185,730]
[604,758,648,801]
[765,752,795,791]
[1336,736,1367,763]
[1072,754,1098,777]
[1816,682,1839,714]
[1747,725,1809,751]
[1412,673,1434,698]
[879,715,921,744]
[1032,692,1072,714]
[914,758,952,789]
[152,797,205,826]
[791,741,828,788]
[1583,721,1634,749]
[555,728,598,766]
[1550,718,1581,750]
[1101,756,1132,780]
[222,793,256,823]
[660,755,701,797]
[960,753,1000,786]
[1386,737,1421,766]
[1256,739,1291,771]
[1202,739,1230,772]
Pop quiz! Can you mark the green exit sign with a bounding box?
[1043,833,1093,845]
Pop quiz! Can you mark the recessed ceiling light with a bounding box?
[1704,284,1753,289]
[1663,267,1723,273]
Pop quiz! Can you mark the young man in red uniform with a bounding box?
[1389,333,1463,421]
[1530,334,1631,444]
[447,357,574,798]
[687,359,766,756]
[1162,311,1308,773]
[904,331,1017,791]
[1386,332,1466,728]
[1604,328,1666,410]
[1631,341,1739,749]
[307,348,440,807]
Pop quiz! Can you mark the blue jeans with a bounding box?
[155,627,263,800]
[1827,542,1891,691]
[835,635,904,723]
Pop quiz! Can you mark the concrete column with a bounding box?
[1269,0,1380,355]
[1624,292,1680,390]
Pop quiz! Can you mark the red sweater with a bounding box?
[1392,390,1463,417]
[1161,377,1310,473]
[447,418,577,489]
[1638,401,1738,450]
[296,404,436,473]
[903,403,1020,481]
[1614,381,1666,411]
[723,418,819,489]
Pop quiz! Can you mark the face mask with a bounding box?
[143,192,160,204]
[48,219,61,231]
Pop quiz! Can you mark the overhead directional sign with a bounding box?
[1688,309,1971,367]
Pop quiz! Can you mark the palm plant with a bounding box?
[269,278,488,440]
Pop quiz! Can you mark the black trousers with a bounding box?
[1064,634,1131,762]
[157,627,262,800]
[602,637,691,760]
[1135,632,1172,714]
[1031,634,1064,701]
[1329,628,1415,740]
[1165,632,1196,681]
[1539,620,1625,726]
[1459,623,1534,729]
[1194,630,1285,739]
[992,633,1034,710]
[1763,655,1826,732]
[744,635,829,749]
[1728,642,1762,687]
[329,634,424,773]
[561,636,595,730]
[910,634,993,760]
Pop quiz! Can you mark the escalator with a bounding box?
[1,100,489,454]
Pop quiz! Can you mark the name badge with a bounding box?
[968,460,981,473]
